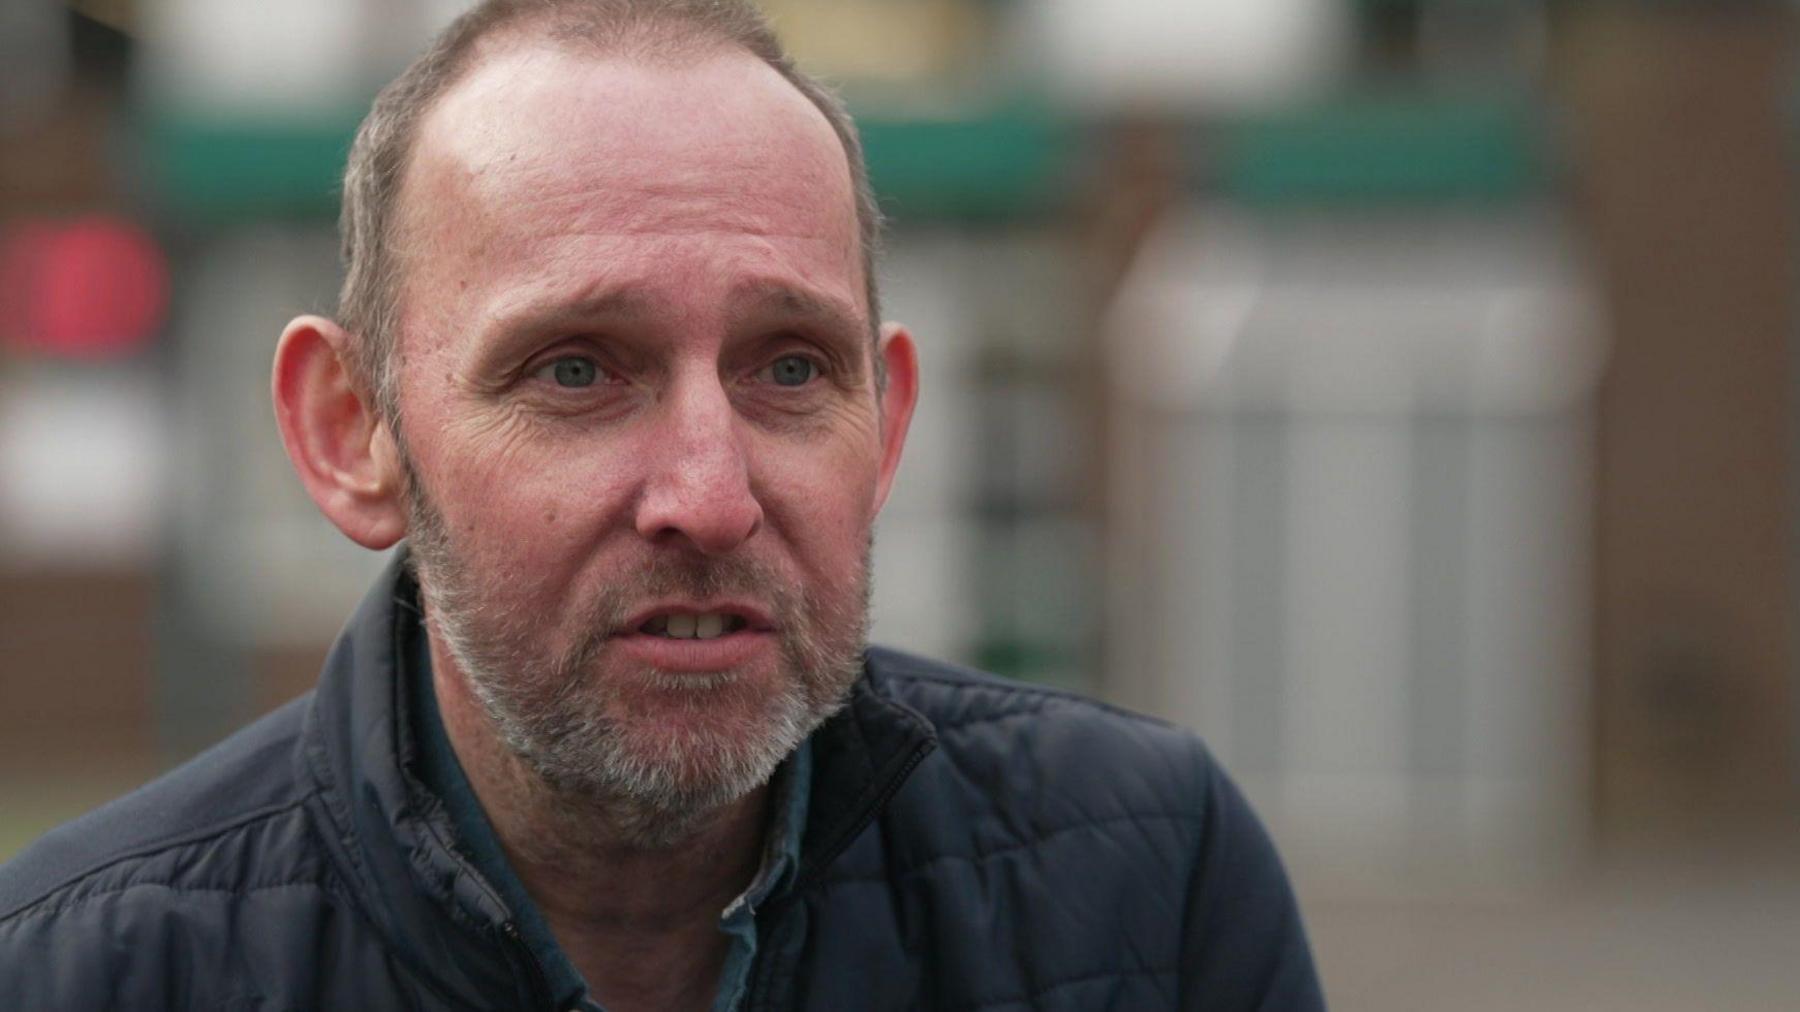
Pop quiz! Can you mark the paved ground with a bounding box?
[1306,856,1800,1010]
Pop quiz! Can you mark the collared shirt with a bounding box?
[407,623,811,1012]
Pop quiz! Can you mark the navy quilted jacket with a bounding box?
[0,564,1324,1010]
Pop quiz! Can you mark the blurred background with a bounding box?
[3,0,1799,1006]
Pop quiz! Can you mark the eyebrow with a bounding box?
[487,285,659,338]
[725,279,869,343]
[488,279,867,341]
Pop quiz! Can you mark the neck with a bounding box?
[427,632,769,1011]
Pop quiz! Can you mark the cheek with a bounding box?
[753,432,882,558]
[407,415,636,576]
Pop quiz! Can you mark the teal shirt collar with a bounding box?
[405,618,811,1012]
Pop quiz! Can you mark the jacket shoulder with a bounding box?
[867,646,1190,734]
[864,645,1212,821]
[0,696,373,1009]
[828,649,1323,1011]
[0,693,319,922]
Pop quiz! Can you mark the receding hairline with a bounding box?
[412,14,786,152]
[392,30,857,256]
[388,21,871,314]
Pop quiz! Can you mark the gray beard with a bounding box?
[404,476,867,849]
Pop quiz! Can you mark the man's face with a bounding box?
[389,44,911,839]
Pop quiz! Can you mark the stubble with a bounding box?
[402,463,867,848]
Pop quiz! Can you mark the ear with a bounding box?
[271,315,407,549]
[872,322,919,515]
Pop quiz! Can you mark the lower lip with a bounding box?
[609,630,776,671]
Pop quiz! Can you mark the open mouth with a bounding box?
[637,612,751,640]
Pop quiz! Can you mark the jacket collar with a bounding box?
[793,657,938,890]
[299,554,526,1005]
[297,551,937,1005]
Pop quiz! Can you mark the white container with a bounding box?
[1104,206,1604,899]
[1029,0,1351,114]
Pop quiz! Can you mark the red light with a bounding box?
[0,217,170,360]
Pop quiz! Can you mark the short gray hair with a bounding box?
[336,0,884,417]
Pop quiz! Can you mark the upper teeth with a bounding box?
[650,612,732,639]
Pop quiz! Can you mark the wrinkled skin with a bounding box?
[389,43,917,842]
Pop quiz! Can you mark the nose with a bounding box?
[633,373,763,555]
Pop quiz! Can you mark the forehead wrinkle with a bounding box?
[401,132,854,316]
[474,117,853,248]
[511,183,848,249]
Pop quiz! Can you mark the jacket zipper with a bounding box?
[502,920,554,1010]
[796,736,935,893]
[743,737,937,1010]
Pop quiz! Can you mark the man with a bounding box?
[0,1,1323,1008]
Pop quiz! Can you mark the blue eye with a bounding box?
[538,356,599,388]
[767,355,817,387]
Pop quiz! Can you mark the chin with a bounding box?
[503,671,823,838]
